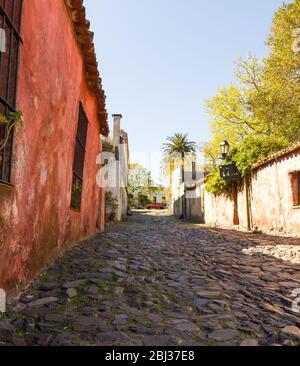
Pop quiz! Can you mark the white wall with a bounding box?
[203,148,300,235]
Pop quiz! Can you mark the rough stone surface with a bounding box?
[0,321,15,338]
[240,339,259,346]
[281,326,300,339]
[1,210,300,346]
[66,288,78,299]
[25,297,59,308]
[243,246,300,265]
[208,329,240,341]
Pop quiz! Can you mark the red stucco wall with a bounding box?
[0,0,104,294]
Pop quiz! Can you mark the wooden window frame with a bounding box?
[70,103,89,211]
[0,0,23,183]
[290,171,300,208]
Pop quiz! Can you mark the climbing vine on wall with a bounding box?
[0,111,23,151]
[205,135,289,195]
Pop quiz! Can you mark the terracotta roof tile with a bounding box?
[64,0,109,136]
[252,142,300,170]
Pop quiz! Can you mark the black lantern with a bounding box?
[220,140,230,159]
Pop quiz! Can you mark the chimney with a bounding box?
[112,114,122,146]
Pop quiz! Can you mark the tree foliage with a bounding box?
[163,133,197,159]
[231,135,289,177]
[204,0,300,194]
[162,133,198,182]
[128,163,152,198]
[205,168,233,196]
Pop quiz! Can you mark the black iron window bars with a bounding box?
[0,0,22,183]
[71,103,89,211]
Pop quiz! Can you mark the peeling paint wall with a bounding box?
[251,151,300,235]
[204,149,300,236]
[204,193,231,227]
[0,0,104,294]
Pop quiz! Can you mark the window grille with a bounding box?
[0,0,23,183]
[71,103,89,210]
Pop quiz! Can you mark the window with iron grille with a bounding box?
[290,171,300,207]
[70,103,89,210]
[0,0,23,183]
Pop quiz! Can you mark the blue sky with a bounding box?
[85,0,286,183]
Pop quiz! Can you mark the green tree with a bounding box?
[163,133,197,183]
[204,0,300,195]
[260,0,300,141]
[128,163,153,199]
[235,1,300,141]
[231,135,288,177]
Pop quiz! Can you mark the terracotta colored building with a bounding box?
[204,143,300,236]
[0,0,109,294]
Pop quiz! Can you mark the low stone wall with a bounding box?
[204,193,235,227]
[251,151,300,235]
[204,187,248,229]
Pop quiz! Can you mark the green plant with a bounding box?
[105,191,118,221]
[231,135,289,177]
[102,140,114,153]
[205,168,234,196]
[71,178,83,210]
[0,111,23,151]
[205,135,289,195]
[128,163,153,198]
[138,194,151,207]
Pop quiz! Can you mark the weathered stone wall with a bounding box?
[251,150,300,235]
[204,148,300,236]
[204,192,242,228]
[0,0,104,294]
[185,197,203,223]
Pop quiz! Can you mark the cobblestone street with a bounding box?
[1,210,300,346]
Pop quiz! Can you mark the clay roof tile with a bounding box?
[252,142,300,170]
[64,0,109,136]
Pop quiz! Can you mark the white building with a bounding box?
[152,192,167,204]
[170,155,204,222]
[103,114,129,222]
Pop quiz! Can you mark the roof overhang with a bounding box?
[64,0,109,136]
[252,142,300,171]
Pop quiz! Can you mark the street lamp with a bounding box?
[220,140,230,160]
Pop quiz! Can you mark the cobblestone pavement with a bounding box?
[1,210,300,346]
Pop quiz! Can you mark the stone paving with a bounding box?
[1,210,300,346]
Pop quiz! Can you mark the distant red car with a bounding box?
[147,203,166,210]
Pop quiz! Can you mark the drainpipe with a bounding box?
[244,175,252,231]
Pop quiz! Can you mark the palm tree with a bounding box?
[163,133,197,218]
[163,133,197,183]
